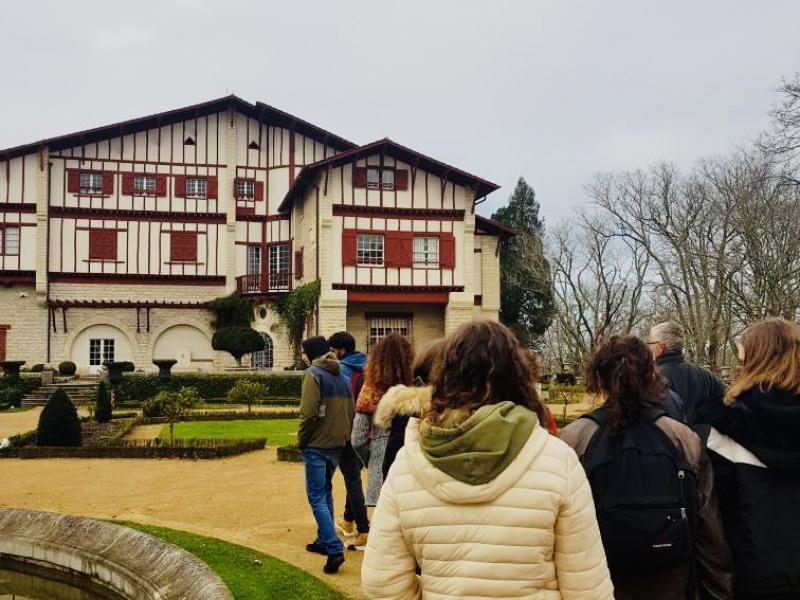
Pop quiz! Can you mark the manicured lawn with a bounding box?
[159,418,299,446]
[117,522,347,600]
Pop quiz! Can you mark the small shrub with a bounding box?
[95,381,113,423]
[37,389,81,447]
[212,327,265,366]
[31,364,45,373]
[58,361,77,376]
[4,387,24,408]
[227,380,268,413]
[142,387,203,442]
[555,372,577,386]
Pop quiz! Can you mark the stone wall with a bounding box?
[0,286,47,364]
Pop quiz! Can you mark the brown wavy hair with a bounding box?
[429,321,547,426]
[586,335,667,432]
[365,333,414,397]
[413,339,447,385]
[726,318,800,403]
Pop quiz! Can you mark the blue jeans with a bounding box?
[302,447,344,555]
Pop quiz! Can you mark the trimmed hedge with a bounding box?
[116,373,302,403]
[0,437,267,459]
[137,410,299,425]
[277,444,302,462]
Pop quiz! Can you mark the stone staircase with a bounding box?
[22,379,100,407]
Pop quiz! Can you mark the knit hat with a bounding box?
[301,336,330,362]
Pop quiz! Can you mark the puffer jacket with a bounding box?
[362,391,614,600]
[560,413,733,600]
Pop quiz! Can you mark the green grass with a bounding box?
[117,522,347,600]
[159,418,299,446]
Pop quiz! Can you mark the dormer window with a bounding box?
[367,167,394,190]
[353,166,409,191]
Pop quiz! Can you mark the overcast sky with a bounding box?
[1,0,798,224]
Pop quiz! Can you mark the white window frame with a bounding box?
[268,244,289,274]
[413,236,439,268]
[0,226,20,256]
[357,234,384,266]
[79,172,103,193]
[236,179,255,199]
[89,338,115,366]
[366,167,395,191]
[134,175,156,194]
[185,177,208,198]
[367,316,412,351]
[247,245,261,275]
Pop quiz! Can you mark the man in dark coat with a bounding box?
[647,320,725,427]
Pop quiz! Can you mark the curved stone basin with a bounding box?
[0,508,233,600]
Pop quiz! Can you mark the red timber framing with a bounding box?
[333,284,463,304]
[0,203,36,214]
[332,205,464,221]
[48,272,224,285]
[0,270,34,284]
[0,324,8,362]
[49,206,226,223]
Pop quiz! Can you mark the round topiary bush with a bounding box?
[37,388,81,447]
[94,380,113,423]
[58,361,77,376]
[1,361,25,383]
[31,363,45,373]
[4,387,24,408]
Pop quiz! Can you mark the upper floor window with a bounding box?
[185,178,208,198]
[134,175,156,194]
[79,172,103,193]
[353,167,409,191]
[0,226,19,256]
[413,236,439,267]
[357,234,384,266]
[236,179,254,198]
[170,231,198,262]
[88,229,117,261]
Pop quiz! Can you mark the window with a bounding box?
[79,172,103,193]
[170,231,198,262]
[185,178,208,198]
[357,234,384,265]
[0,227,20,256]
[236,179,255,199]
[367,315,412,351]
[89,339,115,366]
[247,245,261,275]
[268,244,290,290]
[366,168,395,190]
[252,332,274,370]
[88,229,117,261]
[134,175,156,194]
[413,237,439,267]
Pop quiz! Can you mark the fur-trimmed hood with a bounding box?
[374,384,431,429]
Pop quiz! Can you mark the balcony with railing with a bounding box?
[236,272,292,294]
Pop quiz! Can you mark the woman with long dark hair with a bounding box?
[351,333,413,517]
[362,321,614,599]
[703,318,800,599]
[561,335,732,600]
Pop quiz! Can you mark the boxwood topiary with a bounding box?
[31,364,45,373]
[95,380,113,423]
[212,326,265,366]
[37,388,81,447]
[58,361,77,376]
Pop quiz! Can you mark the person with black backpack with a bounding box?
[561,335,732,600]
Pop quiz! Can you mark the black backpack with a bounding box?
[581,407,698,572]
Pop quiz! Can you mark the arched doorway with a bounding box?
[252,332,273,370]
[152,324,213,371]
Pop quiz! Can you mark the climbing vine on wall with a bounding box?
[208,293,254,329]
[271,280,321,363]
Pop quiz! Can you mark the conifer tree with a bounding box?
[94,380,113,424]
[37,388,81,447]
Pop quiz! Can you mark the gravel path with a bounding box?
[0,447,365,599]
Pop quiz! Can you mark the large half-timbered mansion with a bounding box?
[0,96,512,373]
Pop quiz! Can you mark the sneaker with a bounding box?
[335,518,357,538]
[323,553,345,574]
[306,542,327,555]
[347,533,368,551]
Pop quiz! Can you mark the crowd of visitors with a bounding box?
[296,317,800,599]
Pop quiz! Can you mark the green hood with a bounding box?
[419,401,537,485]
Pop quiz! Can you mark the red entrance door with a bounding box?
[0,325,8,362]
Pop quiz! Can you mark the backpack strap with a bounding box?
[640,407,668,422]
[581,406,608,426]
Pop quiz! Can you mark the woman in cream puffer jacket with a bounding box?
[362,322,613,600]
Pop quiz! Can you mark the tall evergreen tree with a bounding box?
[491,177,554,347]
[37,388,81,447]
[94,380,113,423]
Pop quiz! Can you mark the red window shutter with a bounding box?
[352,167,367,188]
[395,169,409,190]
[294,248,304,279]
[89,229,117,260]
[102,172,114,195]
[342,230,358,266]
[122,173,134,195]
[440,233,456,268]
[170,231,198,262]
[67,170,79,194]
[232,178,240,197]
[385,232,413,268]
[254,181,264,202]
[207,176,218,199]
[174,176,186,197]
[155,174,167,196]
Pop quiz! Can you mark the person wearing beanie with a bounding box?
[298,335,355,574]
